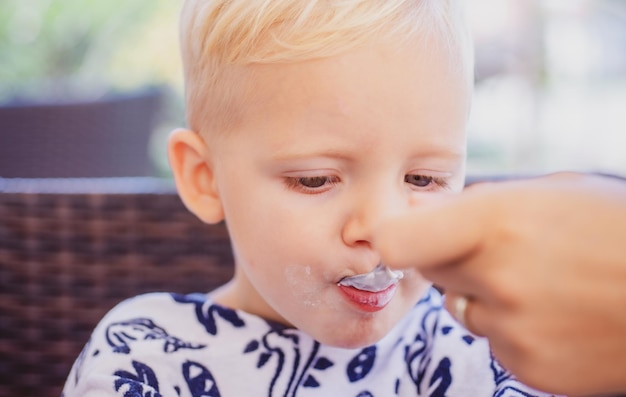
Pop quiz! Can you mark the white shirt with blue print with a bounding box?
[62,287,558,397]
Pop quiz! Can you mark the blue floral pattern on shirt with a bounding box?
[63,288,558,397]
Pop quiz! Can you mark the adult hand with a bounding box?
[374,173,626,396]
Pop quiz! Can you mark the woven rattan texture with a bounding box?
[0,187,233,397]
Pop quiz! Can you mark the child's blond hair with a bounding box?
[180,0,472,136]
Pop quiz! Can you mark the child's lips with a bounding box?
[338,283,398,312]
[337,264,404,292]
[336,264,403,311]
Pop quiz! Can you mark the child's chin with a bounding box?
[316,328,388,350]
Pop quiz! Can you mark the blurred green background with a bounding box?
[0,0,624,178]
[0,0,182,102]
[0,0,182,177]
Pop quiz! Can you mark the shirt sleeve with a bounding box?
[62,293,195,397]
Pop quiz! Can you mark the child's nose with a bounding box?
[341,189,407,248]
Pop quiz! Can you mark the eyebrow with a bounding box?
[270,149,353,162]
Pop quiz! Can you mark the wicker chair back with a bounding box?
[0,178,234,397]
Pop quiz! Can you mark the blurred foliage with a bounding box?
[0,0,182,104]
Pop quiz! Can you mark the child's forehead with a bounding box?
[240,39,471,119]
[213,40,469,163]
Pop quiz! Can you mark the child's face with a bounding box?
[192,38,470,348]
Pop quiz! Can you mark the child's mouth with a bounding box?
[338,264,404,292]
[338,283,399,312]
[337,264,404,312]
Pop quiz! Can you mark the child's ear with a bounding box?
[167,128,224,224]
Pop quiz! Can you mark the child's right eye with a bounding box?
[284,176,339,194]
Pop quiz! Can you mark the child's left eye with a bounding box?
[405,174,433,187]
[404,174,448,189]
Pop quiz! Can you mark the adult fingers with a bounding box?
[374,189,489,272]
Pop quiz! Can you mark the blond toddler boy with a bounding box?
[63,0,557,396]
